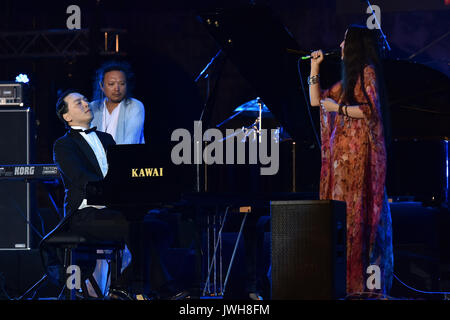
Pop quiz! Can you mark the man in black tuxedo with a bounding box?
[40,89,185,300]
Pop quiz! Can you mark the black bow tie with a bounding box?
[71,126,97,134]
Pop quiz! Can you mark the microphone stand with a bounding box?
[365,0,391,52]
[195,49,223,83]
[256,97,262,143]
[194,49,225,192]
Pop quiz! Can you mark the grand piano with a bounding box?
[86,5,322,210]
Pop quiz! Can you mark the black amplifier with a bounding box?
[0,82,25,106]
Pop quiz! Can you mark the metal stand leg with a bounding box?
[202,206,249,297]
[202,207,230,296]
[64,248,72,300]
[63,248,77,300]
[17,274,48,300]
[223,212,248,294]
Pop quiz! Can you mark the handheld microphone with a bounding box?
[300,49,340,60]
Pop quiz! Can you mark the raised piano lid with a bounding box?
[197,4,316,145]
[382,59,450,141]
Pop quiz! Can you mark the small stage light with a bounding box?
[15,74,30,84]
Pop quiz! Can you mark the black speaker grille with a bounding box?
[271,200,346,299]
[0,109,35,249]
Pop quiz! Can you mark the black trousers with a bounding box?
[42,207,172,294]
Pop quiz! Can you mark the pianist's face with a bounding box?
[62,92,93,128]
[101,70,127,104]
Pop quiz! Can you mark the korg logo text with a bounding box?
[14,166,35,175]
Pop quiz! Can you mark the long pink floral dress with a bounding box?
[320,65,393,295]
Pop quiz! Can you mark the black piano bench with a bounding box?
[44,233,125,300]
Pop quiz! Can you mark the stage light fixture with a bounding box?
[15,74,29,84]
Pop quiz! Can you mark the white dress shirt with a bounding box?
[71,125,108,210]
[102,101,121,142]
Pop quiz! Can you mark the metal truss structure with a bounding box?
[0,28,127,59]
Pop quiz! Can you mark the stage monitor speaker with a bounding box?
[271,200,346,299]
[0,108,36,250]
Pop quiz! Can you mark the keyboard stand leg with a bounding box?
[202,206,230,296]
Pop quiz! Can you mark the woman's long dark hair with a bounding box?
[341,25,391,149]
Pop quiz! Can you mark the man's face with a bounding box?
[62,92,92,128]
[101,70,127,104]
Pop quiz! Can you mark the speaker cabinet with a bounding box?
[0,108,36,250]
[271,200,346,299]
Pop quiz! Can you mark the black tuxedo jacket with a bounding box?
[53,128,115,218]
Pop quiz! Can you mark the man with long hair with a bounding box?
[90,60,145,144]
[88,60,146,293]
[308,25,393,296]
